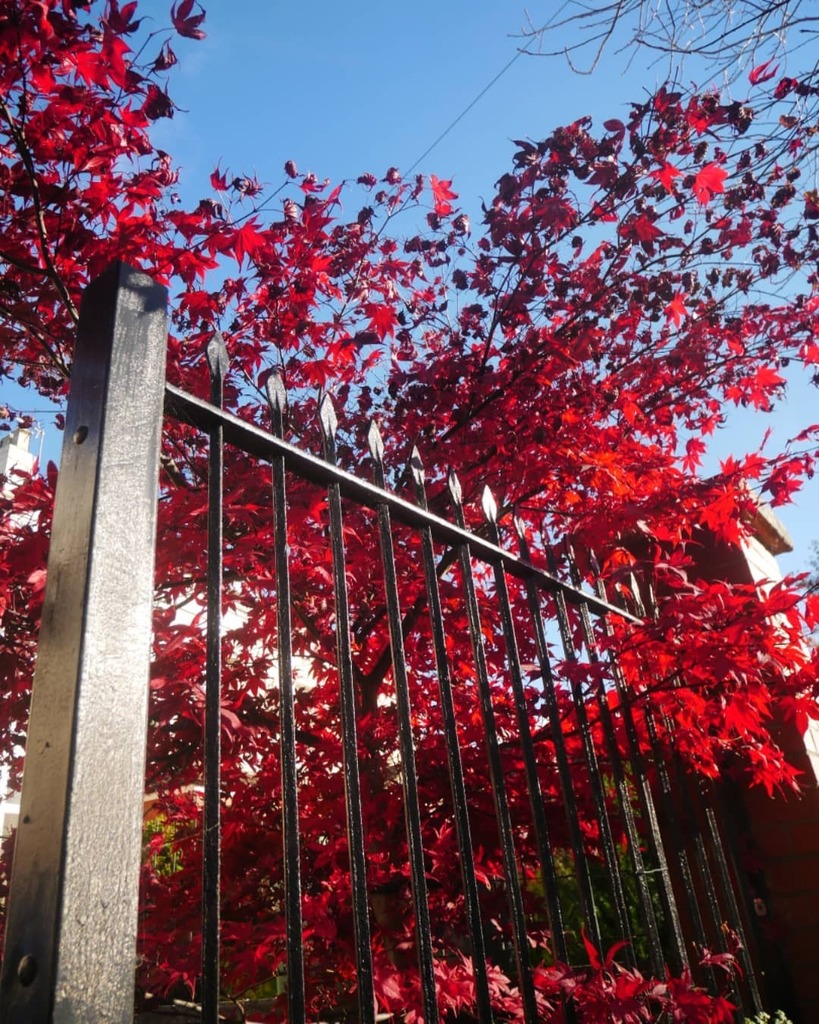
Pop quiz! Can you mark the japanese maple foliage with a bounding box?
[2,1,819,1020]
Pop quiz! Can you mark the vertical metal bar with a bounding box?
[694,825,728,935]
[647,679,756,1010]
[368,424,438,1024]
[644,709,716,987]
[564,551,664,975]
[690,810,746,1017]
[639,580,747,1008]
[318,397,375,1024]
[409,450,494,1024]
[266,375,306,1024]
[0,263,167,1024]
[514,518,603,954]
[704,800,762,1013]
[592,574,688,974]
[202,334,228,1024]
[545,548,636,966]
[448,472,539,1024]
[480,491,568,964]
[627,577,718,988]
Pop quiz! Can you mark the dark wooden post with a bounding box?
[0,263,167,1024]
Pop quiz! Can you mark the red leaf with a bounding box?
[804,594,819,631]
[652,162,681,192]
[26,568,47,594]
[538,197,577,232]
[805,190,819,220]
[775,76,799,99]
[210,165,228,192]
[376,969,403,1004]
[664,292,687,327]
[747,364,786,408]
[630,213,662,244]
[367,303,398,340]
[142,84,174,121]
[153,41,178,71]
[603,938,632,969]
[171,0,206,39]
[581,927,602,971]
[231,221,267,267]
[693,163,727,205]
[430,175,458,217]
[105,0,142,34]
[749,59,779,85]
[683,436,707,473]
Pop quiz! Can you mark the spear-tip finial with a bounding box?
[367,420,384,465]
[265,371,287,416]
[206,331,229,380]
[318,393,338,441]
[514,512,532,559]
[447,468,463,507]
[481,485,498,524]
[409,445,425,486]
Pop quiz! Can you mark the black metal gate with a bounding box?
[0,265,765,1022]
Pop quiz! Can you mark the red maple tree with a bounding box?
[1,2,819,1020]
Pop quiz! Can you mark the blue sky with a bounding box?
[2,1,816,571]
[150,3,653,208]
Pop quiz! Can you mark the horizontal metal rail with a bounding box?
[165,384,641,624]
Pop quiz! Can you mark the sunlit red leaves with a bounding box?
[682,436,706,473]
[693,162,727,205]
[366,302,398,340]
[429,174,457,216]
[618,567,815,795]
[69,30,132,90]
[0,467,54,778]
[762,455,813,505]
[3,5,819,1016]
[684,93,738,135]
[229,219,266,267]
[662,976,736,1024]
[664,292,687,327]
[652,162,681,193]
[724,364,786,411]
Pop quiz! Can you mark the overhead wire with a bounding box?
[402,0,580,176]
[404,48,525,176]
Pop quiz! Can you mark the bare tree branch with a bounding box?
[519,0,817,85]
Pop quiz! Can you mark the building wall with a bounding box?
[736,720,819,1022]
[725,516,819,1022]
[0,431,35,838]
[0,428,36,481]
[0,766,20,838]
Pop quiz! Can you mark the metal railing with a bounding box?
[0,265,762,1022]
